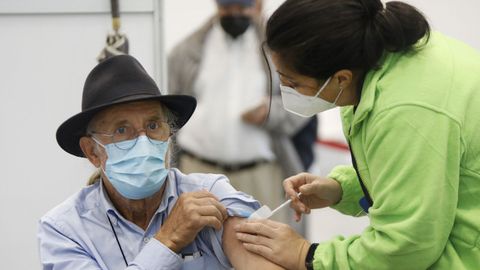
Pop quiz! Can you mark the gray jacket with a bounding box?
[167,17,310,177]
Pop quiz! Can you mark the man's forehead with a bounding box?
[92,100,165,125]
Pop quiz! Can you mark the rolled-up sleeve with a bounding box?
[206,176,261,268]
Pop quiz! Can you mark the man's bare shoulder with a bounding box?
[222,217,286,270]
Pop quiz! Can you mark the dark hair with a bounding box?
[266,0,430,80]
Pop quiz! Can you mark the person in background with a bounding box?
[168,0,315,224]
[37,55,285,270]
[234,0,480,269]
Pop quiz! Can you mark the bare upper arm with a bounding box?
[222,217,286,270]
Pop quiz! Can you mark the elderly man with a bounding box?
[38,55,284,270]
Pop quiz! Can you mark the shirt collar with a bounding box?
[98,178,117,214]
[158,170,178,213]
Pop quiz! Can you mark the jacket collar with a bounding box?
[345,53,399,136]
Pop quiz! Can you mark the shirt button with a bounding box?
[143,237,150,244]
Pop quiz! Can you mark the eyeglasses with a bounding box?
[90,120,173,150]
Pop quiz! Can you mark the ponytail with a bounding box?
[364,1,430,68]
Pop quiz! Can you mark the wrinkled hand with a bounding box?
[284,173,342,221]
[155,190,227,253]
[235,219,310,270]
[241,100,269,126]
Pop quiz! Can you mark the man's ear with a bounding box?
[79,137,102,168]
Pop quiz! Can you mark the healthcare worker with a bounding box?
[234,0,480,269]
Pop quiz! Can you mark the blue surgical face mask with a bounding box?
[93,135,169,200]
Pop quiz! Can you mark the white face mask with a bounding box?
[280,77,344,117]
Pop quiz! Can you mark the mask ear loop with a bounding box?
[333,86,345,105]
[313,77,332,98]
[91,136,108,175]
[91,136,106,149]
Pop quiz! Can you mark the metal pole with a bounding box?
[152,0,166,92]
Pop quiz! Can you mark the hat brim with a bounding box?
[56,94,196,157]
[217,0,255,6]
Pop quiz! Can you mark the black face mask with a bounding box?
[220,15,251,39]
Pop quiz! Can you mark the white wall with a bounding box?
[404,0,480,50]
[0,0,479,269]
[0,2,158,269]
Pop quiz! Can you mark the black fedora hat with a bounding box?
[56,55,196,157]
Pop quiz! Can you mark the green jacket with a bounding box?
[314,32,480,269]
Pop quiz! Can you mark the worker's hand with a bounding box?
[241,100,269,126]
[155,190,228,253]
[235,219,310,270]
[284,173,342,221]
